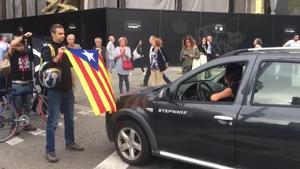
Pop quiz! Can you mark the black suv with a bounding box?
[106,48,300,169]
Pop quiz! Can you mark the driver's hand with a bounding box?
[210,94,218,102]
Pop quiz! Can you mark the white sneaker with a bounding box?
[129,72,132,76]
[142,72,146,76]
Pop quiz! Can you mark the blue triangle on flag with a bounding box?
[68,48,99,71]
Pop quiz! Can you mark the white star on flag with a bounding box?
[82,50,95,62]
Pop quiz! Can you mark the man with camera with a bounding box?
[6,32,37,135]
[41,24,84,163]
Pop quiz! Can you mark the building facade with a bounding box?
[0,0,299,20]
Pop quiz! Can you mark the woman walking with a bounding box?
[198,36,208,55]
[133,40,146,75]
[149,37,169,86]
[114,37,132,96]
[180,35,201,73]
[192,36,208,70]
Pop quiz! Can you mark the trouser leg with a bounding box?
[157,71,164,86]
[143,68,151,86]
[118,74,124,94]
[163,73,171,84]
[124,75,130,92]
[46,90,61,153]
[61,90,75,144]
[150,70,157,86]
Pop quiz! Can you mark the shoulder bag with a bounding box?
[122,48,133,70]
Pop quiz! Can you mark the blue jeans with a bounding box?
[10,83,32,126]
[12,83,33,115]
[46,89,75,153]
[107,59,115,72]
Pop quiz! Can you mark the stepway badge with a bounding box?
[158,109,187,115]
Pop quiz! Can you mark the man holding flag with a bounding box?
[41,24,84,163]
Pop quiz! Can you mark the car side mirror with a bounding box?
[159,87,171,101]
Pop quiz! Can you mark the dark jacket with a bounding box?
[41,41,72,92]
[198,42,208,55]
[151,47,169,72]
[207,42,219,61]
[94,46,106,65]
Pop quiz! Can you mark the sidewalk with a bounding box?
[73,67,183,106]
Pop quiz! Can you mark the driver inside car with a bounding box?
[210,64,243,102]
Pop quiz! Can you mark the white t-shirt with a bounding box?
[283,40,300,47]
[106,41,115,60]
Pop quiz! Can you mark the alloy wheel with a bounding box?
[117,127,142,161]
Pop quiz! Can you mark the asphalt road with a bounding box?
[0,67,204,169]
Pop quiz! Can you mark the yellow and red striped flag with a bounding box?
[65,48,116,116]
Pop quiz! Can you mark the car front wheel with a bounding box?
[114,120,151,166]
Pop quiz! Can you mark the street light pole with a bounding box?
[228,0,235,13]
[176,0,182,11]
[22,0,27,17]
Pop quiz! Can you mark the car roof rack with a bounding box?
[223,47,300,57]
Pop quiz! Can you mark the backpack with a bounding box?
[40,44,56,65]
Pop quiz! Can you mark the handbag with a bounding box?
[133,47,142,60]
[192,54,207,70]
[122,54,133,70]
[0,59,11,76]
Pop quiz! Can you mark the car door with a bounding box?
[154,56,256,167]
[236,54,300,169]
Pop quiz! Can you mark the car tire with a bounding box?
[114,120,151,166]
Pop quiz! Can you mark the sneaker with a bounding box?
[23,124,37,131]
[142,72,146,76]
[65,143,84,151]
[46,152,59,163]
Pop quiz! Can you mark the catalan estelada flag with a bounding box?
[65,48,116,115]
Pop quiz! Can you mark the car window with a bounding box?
[185,66,226,83]
[253,62,300,106]
[176,62,246,102]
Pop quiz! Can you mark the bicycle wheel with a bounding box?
[0,104,18,143]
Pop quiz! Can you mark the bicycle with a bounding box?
[32,85,48,123]
[0,86,48,143]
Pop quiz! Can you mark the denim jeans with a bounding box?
[46,89,75,153]
[12,83,33,115]
[108,59,115,72]
[10,83,32,126]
